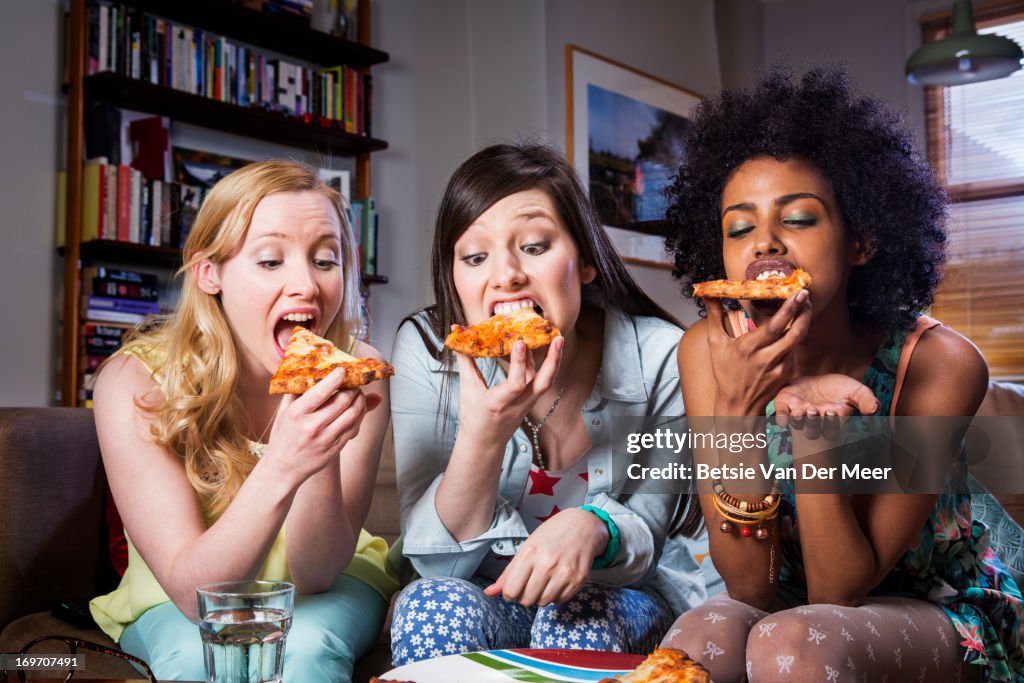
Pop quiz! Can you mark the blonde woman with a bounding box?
[89,160,398,682]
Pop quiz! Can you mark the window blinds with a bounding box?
[923,6,1024,379]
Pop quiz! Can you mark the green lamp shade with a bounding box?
[907,0,1024,86]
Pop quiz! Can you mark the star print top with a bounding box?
[478,458,590,579]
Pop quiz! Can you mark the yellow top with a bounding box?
[89,343,400,642]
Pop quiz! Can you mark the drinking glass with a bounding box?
[196,580,295,683]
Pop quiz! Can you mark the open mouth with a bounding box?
[746,259,797,282]
[274,311,317,356]
[491,298,544,318]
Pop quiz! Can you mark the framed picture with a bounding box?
[566,45,701,268]
[172,147,253,188]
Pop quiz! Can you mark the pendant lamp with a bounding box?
[906,0,1023,86]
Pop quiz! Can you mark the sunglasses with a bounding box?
[0,635,157,682]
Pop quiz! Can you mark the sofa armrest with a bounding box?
[0,408,108,628]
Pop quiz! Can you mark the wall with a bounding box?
[754,0,952,154]
[369,0,549,350]
[0,0,64,406]
[715,0,765,89]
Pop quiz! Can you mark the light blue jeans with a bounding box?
[119,574,386,683]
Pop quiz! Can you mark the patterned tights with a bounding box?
[662,593,979,683]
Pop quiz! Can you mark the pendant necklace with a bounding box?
[522,385,566,471]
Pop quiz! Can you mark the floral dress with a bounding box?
[766,323,1024,682]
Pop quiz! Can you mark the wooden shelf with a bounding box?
[123,0,388,68]
[83,74,388,154]
[73,240,183,268]
[66,241,389,286]
[59,0,388,406]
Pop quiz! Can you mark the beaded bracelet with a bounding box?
[579,504,621,569]
[712,478,781,540]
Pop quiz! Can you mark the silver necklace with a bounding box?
[522,386,566,471]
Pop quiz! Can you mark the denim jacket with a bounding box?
[390,306,711,615]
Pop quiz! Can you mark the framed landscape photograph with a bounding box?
[566,45,701,267]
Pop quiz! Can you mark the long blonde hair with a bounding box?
[122,159,361,519]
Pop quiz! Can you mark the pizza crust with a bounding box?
[269,327,395,394]
[693,268,812,300]
[444,308,560,358]
[598,648,710,683]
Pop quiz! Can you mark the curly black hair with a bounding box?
[664,65,947,332]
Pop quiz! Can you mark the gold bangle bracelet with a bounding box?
[712,489,779,541]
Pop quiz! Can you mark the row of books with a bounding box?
[58,157,206,249]
[263,0,314,21]
[61,161,377,277]
[77,267,165,402]
[82,266,162,324]
[349,196,378,276]
[86,2,372,136]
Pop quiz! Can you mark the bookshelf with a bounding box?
[60,0,389,406]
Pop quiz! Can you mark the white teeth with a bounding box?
[493,299,536,316]
[755,270,786,281]
[282,312,315,322]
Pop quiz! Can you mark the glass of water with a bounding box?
[196,580,295,683]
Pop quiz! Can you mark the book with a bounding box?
[129,168,143,243]
[103,165,118,239]
[82,322,133,338]
[81,157,108,242]
[360,195,376,275]
[84,102,121,164]
[128,116,169,182]
[83,336,122,352]
[117,164,131,242]
[82,266,158,286]
[83,295,161,315]
[91,277,159,301]
[82,309,151,325]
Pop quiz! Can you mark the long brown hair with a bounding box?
[118,159,361,520]
[403,142,700,537]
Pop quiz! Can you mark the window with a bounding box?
[921,2,1024,379]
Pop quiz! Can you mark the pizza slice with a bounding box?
[693,268,812,300]
[598,648,710,683]
[444,307,560,358]
[269,326,395,395]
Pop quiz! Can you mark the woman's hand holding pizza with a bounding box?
[264,368,377,483]
[484,507,607,606]
[453,334,564,446]
[705,292,812,415]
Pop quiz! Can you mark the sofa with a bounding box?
[0,407,400,680]
[2,381,1022,679]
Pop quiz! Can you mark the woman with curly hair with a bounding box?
[661,67,1024,682]
[88,159,399,682]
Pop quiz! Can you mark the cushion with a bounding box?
[0,408,108,628]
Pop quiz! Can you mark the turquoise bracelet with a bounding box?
[579,504,621,569]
